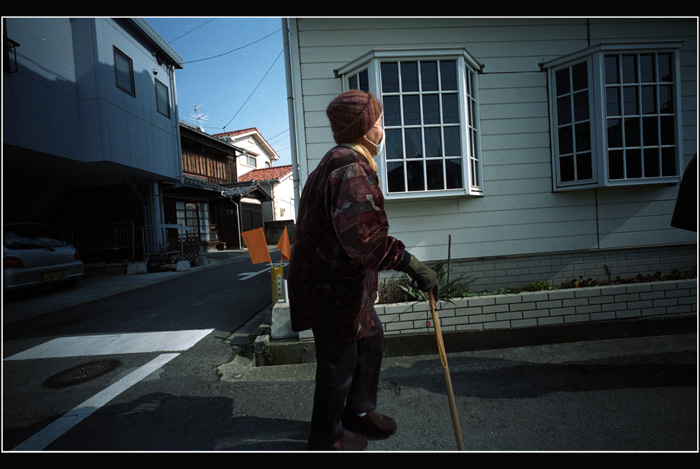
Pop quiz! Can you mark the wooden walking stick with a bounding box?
[429,289,465,451]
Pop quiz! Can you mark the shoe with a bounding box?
[342,410,397,438]
[307,430,368,451]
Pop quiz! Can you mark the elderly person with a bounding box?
[288,90,437,451]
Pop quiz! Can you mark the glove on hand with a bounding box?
[403,256,438,292]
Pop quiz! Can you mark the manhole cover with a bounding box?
[43,359,121,388]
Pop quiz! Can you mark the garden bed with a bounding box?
[375,277,697,337]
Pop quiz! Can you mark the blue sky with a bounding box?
[144,17,291,166]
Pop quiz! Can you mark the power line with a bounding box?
[222,49,283,131]
[184,28,281,64]
[165,18,216,44]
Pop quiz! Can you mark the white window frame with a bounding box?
[543,41,684,191]
[336,48,484,200]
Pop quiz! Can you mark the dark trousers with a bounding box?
[309,310,384,444]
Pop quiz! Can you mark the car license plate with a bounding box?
[42,270,65,282]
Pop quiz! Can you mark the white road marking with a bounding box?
[8,329,214,451]
[4,329,214,361]
[13,353,179,451]
[238,261,287,281]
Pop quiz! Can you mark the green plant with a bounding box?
[394,260,475,302]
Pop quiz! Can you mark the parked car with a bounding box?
[3,223,84,291]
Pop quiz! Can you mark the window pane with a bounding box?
[609,150,624,179]
[387,162,405,192]
[440,61,457,91]
[640,54,655,83]
[624,118,640,147]
[642,116,658,146]
[606,87,620,116]
[420,61,438,91]
[403,95,421,125]
[385,129,403,160]
[660,115,674,145]
[422,94,440,124]
[114,49,134,94]
[558,126,573,154]
[661,147,676,176]
[446,159,463,189]
[406,161,424,191]
[643,148,660,177]
[359,71,369,92]
[557,96,571,125]
[659,85,674,113]
[626,149,642,178]
[384,96,401,126]
[560,155,575,182]
[622,55,637,83]
[577,153,593,180]
[575,122,590,152]
[555,68,570,95]
[442,93,459,123]
[623,87,638,115]
[444,126,461,156]
[381,62,399,93]
[426,160,444,190]
[607,119,622,148]
[401,62,419,92]
[605,55,619,84]
[424,127,442,157]
[573,90,589,121]
[404,128,422,158]
[572,62,587,91]
[641,85,656,114]
[658,53,672,82]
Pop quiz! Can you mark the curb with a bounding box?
[255,315,697,366]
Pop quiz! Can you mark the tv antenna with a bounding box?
[191,105,209,131]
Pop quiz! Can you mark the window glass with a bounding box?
[114,48,134,95]
[380,59,472,193]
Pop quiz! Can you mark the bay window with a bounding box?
[544,42,684,190]
[337,48,484,198]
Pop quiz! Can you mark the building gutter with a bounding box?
[282,18,300,222]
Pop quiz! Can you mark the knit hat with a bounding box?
[326,90,383,144]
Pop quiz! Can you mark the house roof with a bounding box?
[182,175,272,201]
[213,127,280,161]
[238,165,293,183]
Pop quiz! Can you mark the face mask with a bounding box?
[364,123,384,156]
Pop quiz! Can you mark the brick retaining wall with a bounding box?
[375,279,697,337]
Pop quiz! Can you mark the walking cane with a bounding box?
[429,289,465,451]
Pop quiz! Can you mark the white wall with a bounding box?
[287,17,697,263]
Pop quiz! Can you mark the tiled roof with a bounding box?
[238,165,293,182]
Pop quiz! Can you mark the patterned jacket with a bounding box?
[288,145,410,341]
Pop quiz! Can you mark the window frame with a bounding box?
[113,46,135,96]
[155,78,171,118]
[544,41,684,191]
[336,48,484,200]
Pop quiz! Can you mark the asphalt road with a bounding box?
[2,251,697,452]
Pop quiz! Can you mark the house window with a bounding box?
[155,78,170,117]
[545,42,683,190]
[339,48,484,198]
[114,47,135,96]
[176,201,210,242]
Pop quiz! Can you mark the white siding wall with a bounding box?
[288,18,697,264]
